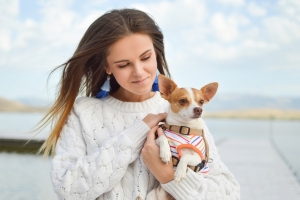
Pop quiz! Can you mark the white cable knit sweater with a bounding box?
[51,92,240,200]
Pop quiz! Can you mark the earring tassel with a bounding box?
[96,76,110,99]
[152,74,159,91]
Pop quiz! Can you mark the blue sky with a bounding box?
[1,0,300,103]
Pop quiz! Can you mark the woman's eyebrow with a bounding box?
[139,49,151,57]
[114,59,128,64]
[114,49,152,63]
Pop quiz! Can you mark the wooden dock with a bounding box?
[216,137,300,200]
[0,131,47,153]
[1,136,300,199]
[0,138,43,153]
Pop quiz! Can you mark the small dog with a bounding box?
[146,74,218,200]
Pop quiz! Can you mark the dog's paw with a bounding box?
[160,148,172,163]
[174,165,187,183]
[157,135,172,163]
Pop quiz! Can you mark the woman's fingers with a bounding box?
[156,127,164,137]
[142,126,175,184]
[146,126,159,142]
[142,113,167,128]
[156,112,167,122]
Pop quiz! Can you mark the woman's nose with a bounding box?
[132,62,144,76]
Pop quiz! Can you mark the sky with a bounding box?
[1,0,300,103]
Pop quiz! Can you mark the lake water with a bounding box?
[0,112,300,199]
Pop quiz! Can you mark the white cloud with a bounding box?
[1,0,300,98]
[0,30,11,51]
[38,0,78,43]
[207,43,239,60]
[0,0,19,52]
[217,0,244,6]
[2,0,298,69]
[132,0,207,31]
[263,16,300,44]
[279,0,300,16]
[132,1,254,62]
[278,0,300,24]
[210,13,239,42]
[87,0,108,6]
[0,0,19,20]
[0,0,104,71]
[248,2,266,16]
[242,40,276,49]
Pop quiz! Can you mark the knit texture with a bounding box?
[51,92,240,200]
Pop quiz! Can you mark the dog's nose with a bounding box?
[194,107,202,114]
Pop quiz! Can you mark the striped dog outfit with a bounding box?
[163,128,210,174]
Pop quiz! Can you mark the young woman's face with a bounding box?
[106,33,157,101]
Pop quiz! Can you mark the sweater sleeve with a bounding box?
[51,107,150,200]
[161,124,240,200]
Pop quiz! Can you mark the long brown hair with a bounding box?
[38,8,171,156]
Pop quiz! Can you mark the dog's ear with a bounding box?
[201,82,218,103]
[158,74,177,100]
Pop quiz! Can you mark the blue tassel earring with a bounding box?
[96,75,111,99]
[152,73,159,92]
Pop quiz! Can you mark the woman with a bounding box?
[40,8,240,200]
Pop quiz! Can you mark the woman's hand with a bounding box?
[142,126,175,184]
[142,113,167,129]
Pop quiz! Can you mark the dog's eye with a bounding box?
[200,99,204,104]
[179,99,188,104]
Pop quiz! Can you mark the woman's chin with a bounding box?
[132,88,153,96]
[130,84,153,94]
[127,87,155,98]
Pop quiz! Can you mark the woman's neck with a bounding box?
[110,88,155,102]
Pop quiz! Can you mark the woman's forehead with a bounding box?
[107,33,154,59]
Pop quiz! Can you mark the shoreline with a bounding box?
[204,115,300,120]
[1,110,300,121]
[204,108,300,120]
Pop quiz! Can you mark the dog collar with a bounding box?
[161,123,204,136]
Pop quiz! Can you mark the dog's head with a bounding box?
[158,74,218,123]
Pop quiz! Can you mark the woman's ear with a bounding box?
[105,66,111,75]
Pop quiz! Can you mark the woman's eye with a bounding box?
[141,56,150,61]
[118,63,129,68]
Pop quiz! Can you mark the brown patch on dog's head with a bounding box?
[158,75,194,113]
[169,88,192,113]
[158,74,218,114]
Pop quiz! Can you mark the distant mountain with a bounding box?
[17,94,300,111]
[0,97,48,112]
[17,97,50,107]
[2,94,300,119]
[204,94,300,112]
[202,94,300,120]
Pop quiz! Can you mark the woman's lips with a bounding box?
[132,77,149,85]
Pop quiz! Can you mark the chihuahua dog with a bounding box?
[146,74,218,200]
